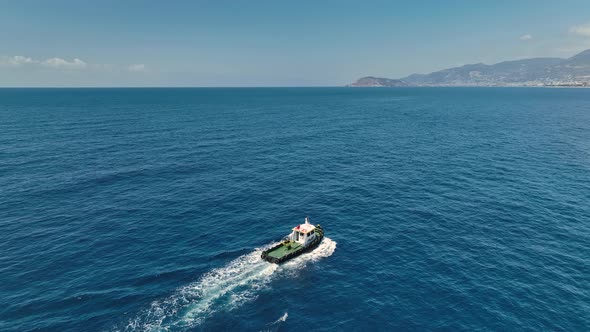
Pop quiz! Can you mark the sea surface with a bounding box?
[1,87,589,331]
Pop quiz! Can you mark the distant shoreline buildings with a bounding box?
[350,49,590,88]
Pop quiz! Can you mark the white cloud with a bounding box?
[0,55,149,74]
[569,23,590,37]
[127,64,146,72]
[42,57,87,69]
[0,55,38,66]
[1,55,89,70]
[519,34,532,41]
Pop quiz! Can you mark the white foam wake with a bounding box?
[122,237,336,331]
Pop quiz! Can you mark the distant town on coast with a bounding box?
[350,49,590,87]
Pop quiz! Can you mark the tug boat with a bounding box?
[261,217,324,264]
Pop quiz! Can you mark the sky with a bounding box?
[2,0,590,87]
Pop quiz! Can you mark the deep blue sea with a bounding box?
[1,88,589,331]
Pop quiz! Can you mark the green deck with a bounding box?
[266,241,303,259]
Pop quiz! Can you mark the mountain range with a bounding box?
[349,49,590,87]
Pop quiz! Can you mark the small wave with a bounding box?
[260,312,288,332]
[122,238,336,331]
[277,312,288,322]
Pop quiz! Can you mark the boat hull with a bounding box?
[261,225,324,264]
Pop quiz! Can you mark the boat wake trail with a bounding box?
[122,238,336,331]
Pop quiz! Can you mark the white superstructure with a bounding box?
[288,217,318,246]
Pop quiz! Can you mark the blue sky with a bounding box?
[2,0,590,86]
